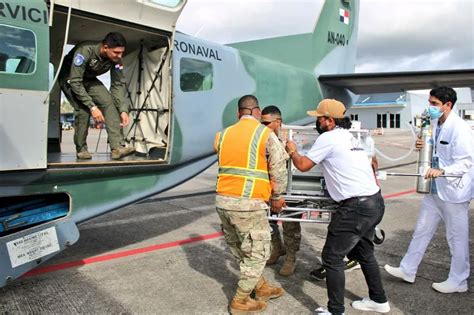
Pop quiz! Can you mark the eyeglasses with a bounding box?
[261,118,282,126]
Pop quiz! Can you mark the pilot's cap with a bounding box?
[307,99,346,118]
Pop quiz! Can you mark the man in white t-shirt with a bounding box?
[286,99,389,315]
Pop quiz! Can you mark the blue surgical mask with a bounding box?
[428,106,443,119]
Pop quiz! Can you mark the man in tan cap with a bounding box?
[286,99,390,315]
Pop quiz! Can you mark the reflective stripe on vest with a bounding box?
[216,120,271,200]
[242,124,268,197]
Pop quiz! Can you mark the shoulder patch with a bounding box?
[74,53,85,66]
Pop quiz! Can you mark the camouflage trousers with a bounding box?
[270,220,301,254]
[216,208,271,292]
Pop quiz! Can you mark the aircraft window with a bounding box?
[180,58,213,92]
[145,0,182,8]
[0,24,36,74]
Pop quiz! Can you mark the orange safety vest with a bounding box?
[214,118,272,201]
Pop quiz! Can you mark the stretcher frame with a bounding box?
[267,125,373,225]
[267,125,386,244]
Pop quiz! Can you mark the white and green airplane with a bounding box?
[0,0,473,287]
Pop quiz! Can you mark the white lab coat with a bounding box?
[470,167,474,200]
[400,111,473,287]
[431,112,474,203]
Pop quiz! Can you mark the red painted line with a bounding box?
[383,188,416,199]
[24,231,223,277]
[24,189,417,277]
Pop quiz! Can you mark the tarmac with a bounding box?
[0,129,473,314]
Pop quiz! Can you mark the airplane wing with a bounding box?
[318,69,474,94]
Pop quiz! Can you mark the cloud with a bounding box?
[177,0,474,72]
[356,0,474,72]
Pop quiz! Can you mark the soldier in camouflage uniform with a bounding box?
[261,106,299,277]
[59,32,134,160]
[214,95,288,314]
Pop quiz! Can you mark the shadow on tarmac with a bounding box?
[47,194,216,264]
[182,232,238,302]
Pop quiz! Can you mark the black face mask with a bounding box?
[316,120,327,134]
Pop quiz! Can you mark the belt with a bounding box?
[340,191,380,205]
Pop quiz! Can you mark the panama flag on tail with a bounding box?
[339,8,350,25]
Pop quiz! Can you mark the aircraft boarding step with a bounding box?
[0,194,79,288]
[0,200,68,234]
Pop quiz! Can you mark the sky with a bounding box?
[176,0,474,73]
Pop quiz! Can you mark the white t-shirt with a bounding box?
[305,128,379,202]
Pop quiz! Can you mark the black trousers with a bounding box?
[322,191,387,314]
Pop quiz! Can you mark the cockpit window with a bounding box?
[145,0,183,8]
[0,24,36,74]
[180,58,213,92]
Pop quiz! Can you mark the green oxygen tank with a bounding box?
[416,112,433,193]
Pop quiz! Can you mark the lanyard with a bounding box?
[434,124,442,155]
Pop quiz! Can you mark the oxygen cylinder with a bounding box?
[416,115,433,193]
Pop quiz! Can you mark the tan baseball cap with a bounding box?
[307,99,346,118]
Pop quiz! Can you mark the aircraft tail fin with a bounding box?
[229,0,359,74]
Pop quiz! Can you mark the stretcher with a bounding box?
[267,125,385,244]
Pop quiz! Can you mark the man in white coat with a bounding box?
[384,86,473,294]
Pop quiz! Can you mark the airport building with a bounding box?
[346,88,474,130]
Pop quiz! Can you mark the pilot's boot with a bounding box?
[230,287,267,314]
[76,150,92,160]
[266,237,286,266]
[254,277,285,301]
[279,253,296,276]
[111,146,135,160]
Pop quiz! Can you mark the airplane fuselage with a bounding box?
[0,0,359,286]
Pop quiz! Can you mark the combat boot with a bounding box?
[279,253,296,276]
[254,277,285,301]
[230,287,267,314]
[76,150,92,160]
[266,237,286,265]
[111,146,135,160]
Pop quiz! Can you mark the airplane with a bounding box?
[0,0,473,288]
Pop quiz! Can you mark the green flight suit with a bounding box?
[58,41,128,153]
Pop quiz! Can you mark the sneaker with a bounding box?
[314,306,344,315]
[344,260,360,272]
[432,280,468,294]
[76,150,92,160]
[310,266,326,281]
[111,146,135,160]
[352,297,390,313]
[384,264,415,283]
[310,260,360,281]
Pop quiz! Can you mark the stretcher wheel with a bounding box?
[373,228,385,245]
